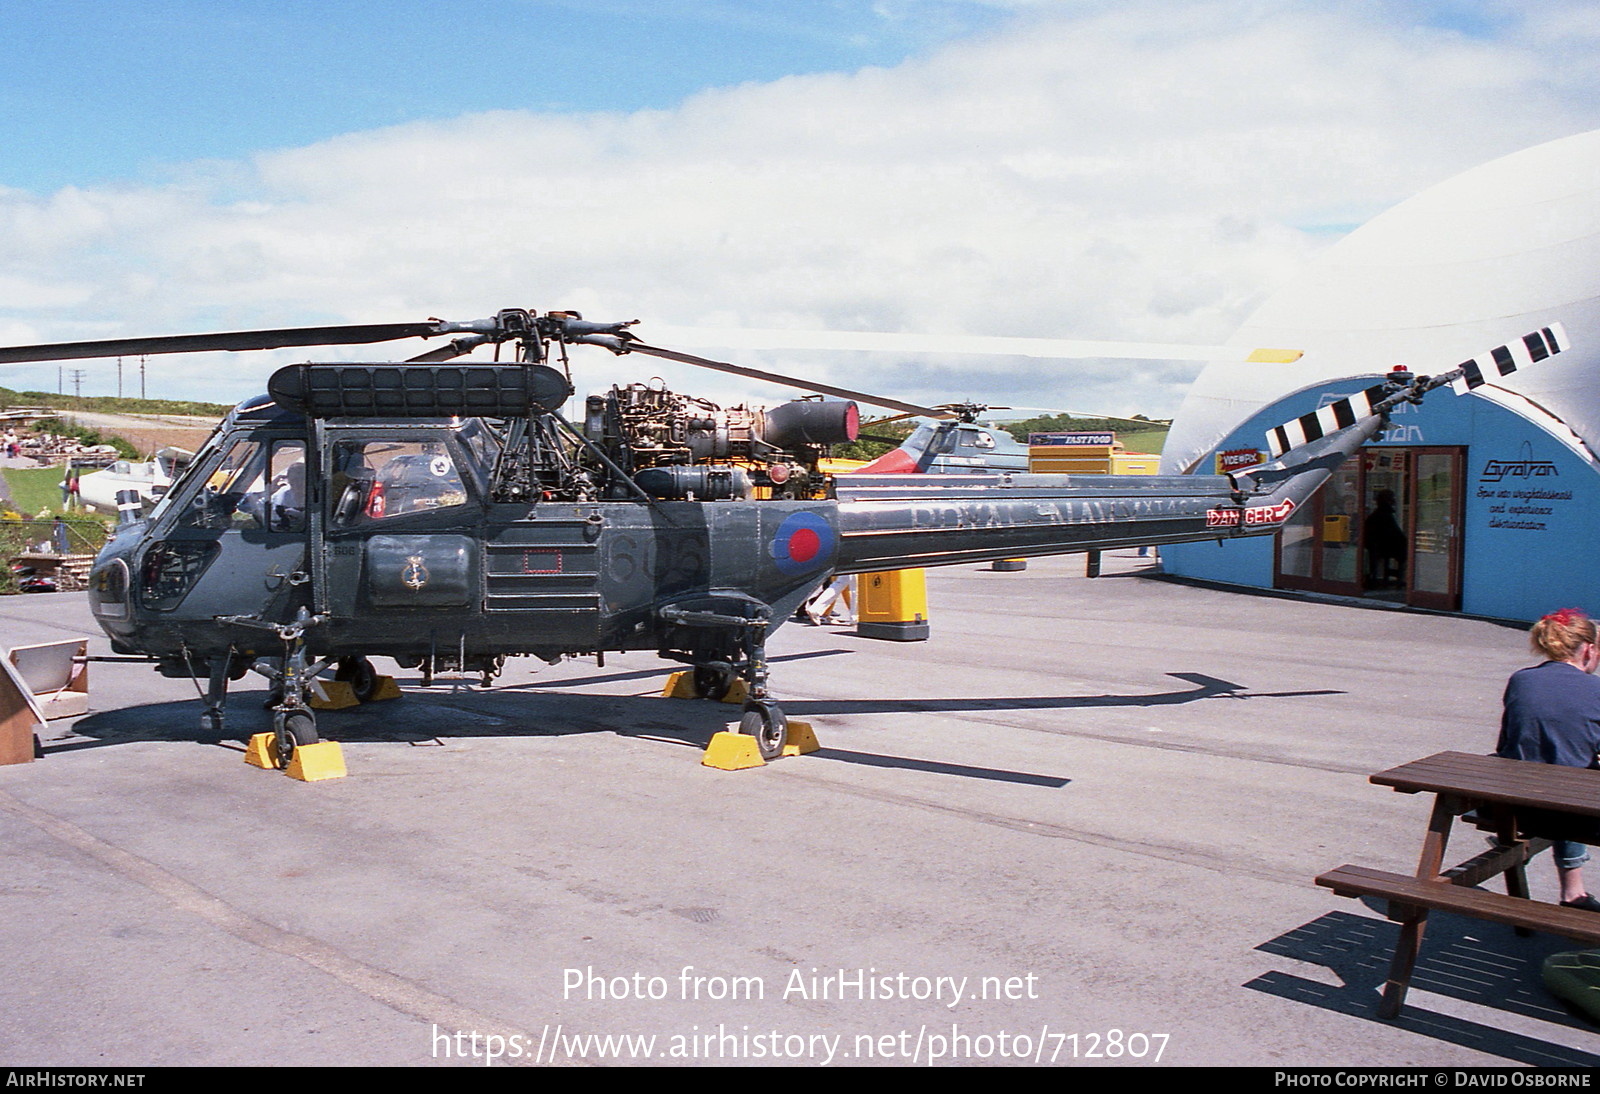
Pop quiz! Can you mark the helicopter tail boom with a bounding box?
[831,397,1389,573]
[830,324,1570,574]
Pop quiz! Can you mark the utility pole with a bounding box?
[64,368,84,427]
[117,357,123,399]
[140,355,146,400]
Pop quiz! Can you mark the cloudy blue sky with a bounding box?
[3,0,1598,413]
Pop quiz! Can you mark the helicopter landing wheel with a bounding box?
[739,700,787,762]
[693,661,735,701]
[335,657,378,703]
[198,708,225,741]
[274,709,319,769]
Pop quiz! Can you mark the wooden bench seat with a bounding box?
[1317,864,1600,944]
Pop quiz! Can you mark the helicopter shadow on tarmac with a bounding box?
[56,685,741,751]
[476,655,1344,782]
[51,653,1338,790]
[46,651,1054,788]
[1247,908,1600,1065]
[494,646,1345,716]
[54,686,1074,789]
[46,650,851,753]
[775,671,1343,717]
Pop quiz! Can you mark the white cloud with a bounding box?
[2,0,1598,416]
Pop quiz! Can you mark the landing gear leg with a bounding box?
[478,654,505,690]
[659,603,789,760]
[271,631,320,769]
[200,655,231,741]
[737,624,787,761]
[272,707,319,770]
[740,700,788,761]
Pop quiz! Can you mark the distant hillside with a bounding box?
[1000,413,1169,455]
[0,386,232,418]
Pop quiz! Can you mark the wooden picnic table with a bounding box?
[1317,750,1600,1018]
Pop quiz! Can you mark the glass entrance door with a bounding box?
[1275,460,1363,597]
[1361,449,1408,598]
[1273,446,1463,611]
[1409,449,1464,611]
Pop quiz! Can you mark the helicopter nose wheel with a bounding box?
[273,709,319,769]
[739,700,788,761]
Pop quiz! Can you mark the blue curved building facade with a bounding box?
[1161,378,1600,622]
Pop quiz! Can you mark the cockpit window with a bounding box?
[902,422,939,456]
[173,438,305,532]
[210,439,262,496]
[176,439,265,530]
[254,441,307,532]
[330,439,468,527]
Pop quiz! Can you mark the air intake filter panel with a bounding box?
[268,363,571,418]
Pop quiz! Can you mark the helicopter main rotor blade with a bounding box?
[865,410,952,426]
[624,341,946,418]
[0,321,459,365]
[405,334,494,363]
[644,325,1303,364]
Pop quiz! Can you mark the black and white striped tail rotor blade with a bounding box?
[1449,322,1570,394]
[1265,323,1574,458]
[1265,384,1389,459]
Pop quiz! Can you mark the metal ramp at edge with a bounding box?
[1,637,90,766]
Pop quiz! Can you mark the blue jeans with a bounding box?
[1557,840,1592,871]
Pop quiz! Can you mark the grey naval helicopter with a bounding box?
[851,404,1166,475]
[0,309,1568,766]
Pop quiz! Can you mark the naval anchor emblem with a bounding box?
[402,554,430,591]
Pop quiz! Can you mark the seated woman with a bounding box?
[1497,608,1600,911]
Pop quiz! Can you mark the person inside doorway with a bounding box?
[1363,488,1405,589]
[1496,608,1600,911]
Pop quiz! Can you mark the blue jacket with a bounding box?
[1497,660,1600,769]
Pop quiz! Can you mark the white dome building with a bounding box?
[1160,130,1600,620]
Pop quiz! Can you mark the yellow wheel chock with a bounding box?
[244,732,347,781]
[308,678,360,710]
[285,741,347,782]
[662,670,698,699]
[701,719,820,770]
[244,732,279,769]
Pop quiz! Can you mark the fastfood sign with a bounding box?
[1029,431,1115,447]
